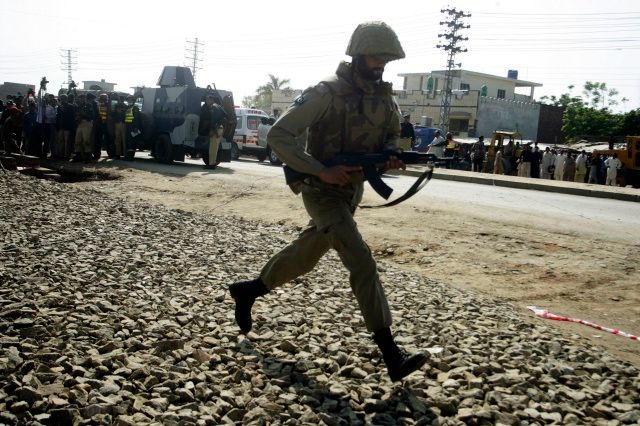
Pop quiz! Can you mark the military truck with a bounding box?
[129,66,236,165]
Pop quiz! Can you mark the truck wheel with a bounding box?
[155,134,173,164]
[257,153,267,162]
[267,146,282,165]
[231,142,240,160]
[124,150,135,161]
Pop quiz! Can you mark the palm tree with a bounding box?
[256,74,291,97]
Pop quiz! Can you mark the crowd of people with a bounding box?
[400,114,625,187]
[0,77,142,163]
[470,139,624,186]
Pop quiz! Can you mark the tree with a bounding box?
[539,82,628,141]
[620,109,640,136]
[257,74,291,97]
[582,81,627,109]
[242,74,291,110]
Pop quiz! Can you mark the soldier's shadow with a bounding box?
[227,338,437,425]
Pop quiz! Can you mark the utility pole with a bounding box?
[185,38,204,83]
[436,8,471,134]
[60,48,78,89]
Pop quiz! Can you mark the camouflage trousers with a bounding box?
[260,178,392,332]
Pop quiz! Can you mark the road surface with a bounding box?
[121,153,640,244]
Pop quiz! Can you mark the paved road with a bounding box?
[115,153,640,244]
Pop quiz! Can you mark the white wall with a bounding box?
[476,97,540,140]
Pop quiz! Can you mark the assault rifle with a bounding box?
[283,150,443,208]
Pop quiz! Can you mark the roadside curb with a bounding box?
[396,168,640,203]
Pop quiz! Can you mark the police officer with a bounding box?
[199,94,226,170]
[112,96,128,159]
[400,112,415,147]
[95,93,113,159]
[229,21,427,382]
[72,93,95,163]
[124,96,141,160]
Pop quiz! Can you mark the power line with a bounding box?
[436,7,471,133]
[185,38,204,82]
[473,11,640,16]
[60,48,77,89]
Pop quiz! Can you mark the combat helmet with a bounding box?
[346,21,405,61]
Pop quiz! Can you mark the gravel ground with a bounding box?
[0,172,639,425]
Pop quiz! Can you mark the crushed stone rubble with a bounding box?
[0,172,639,426]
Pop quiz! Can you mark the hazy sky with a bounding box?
[2,0,638,111]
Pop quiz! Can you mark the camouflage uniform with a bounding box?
[260,61,401,332]
[230,21,428,383]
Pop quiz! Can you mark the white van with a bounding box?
[232,107,270,160]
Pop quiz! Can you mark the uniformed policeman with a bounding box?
[229,21,428,382]
[199,94,226,170]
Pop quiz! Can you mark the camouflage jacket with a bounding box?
[268,61,401,178]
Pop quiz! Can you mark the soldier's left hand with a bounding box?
[385,156,406,171]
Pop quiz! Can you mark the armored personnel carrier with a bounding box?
[130,66,236,164]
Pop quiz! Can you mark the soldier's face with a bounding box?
[359,56,388,81]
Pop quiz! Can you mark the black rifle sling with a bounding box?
[360,166,434,209]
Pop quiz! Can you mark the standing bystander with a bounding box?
[470,136,485,172]
[73,94,96,163]
[400,113,415,148]
[563,153,576,181]
[111,96,128,159]
[575,150,588,183]
[604,153,622,186]
[541,147,555,179]
[553,150,565,181]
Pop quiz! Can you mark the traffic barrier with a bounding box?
[527,306,638,342]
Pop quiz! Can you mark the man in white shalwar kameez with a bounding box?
[541,147,555,179]
[553,150,566,181]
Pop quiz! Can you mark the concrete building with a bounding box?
[0,82,36,100]
[270,69,564,143]
[397,69,543,140]
[82,79,116,92]
[271,89,302,116]
[401,69,541,101]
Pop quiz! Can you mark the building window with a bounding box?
[460,83,470,91]
[449,119,469,132]
[497,89,506,99]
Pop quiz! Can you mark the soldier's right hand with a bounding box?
[318,165,362,186]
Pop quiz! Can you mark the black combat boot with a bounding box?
[373,328,428,382]
[229,278,269,333]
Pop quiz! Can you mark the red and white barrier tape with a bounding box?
[527,306,638,342]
